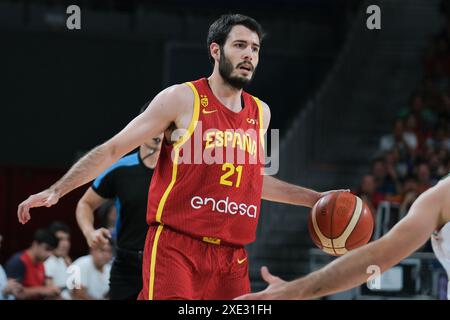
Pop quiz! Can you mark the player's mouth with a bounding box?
[238,63,253,72]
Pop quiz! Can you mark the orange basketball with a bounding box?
[308,192,374,256]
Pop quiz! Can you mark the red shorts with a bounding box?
[137,224,251,300]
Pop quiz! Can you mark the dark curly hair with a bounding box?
[206,14,265,65]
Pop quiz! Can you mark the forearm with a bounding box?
[76,201,96,237]
[50,142,117,198]
[295,235,416,299]
[262,176,321,208]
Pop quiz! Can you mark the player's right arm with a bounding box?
[18,84,194,224]
[236,177,450,300]
[76,188,111,248]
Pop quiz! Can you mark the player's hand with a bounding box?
[17,189,60,224]
[86,228,112,248]
[234,266,293,300]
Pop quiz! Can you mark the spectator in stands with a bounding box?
[379,119,417,160]
[5,228,60,300]
[382,149,415,205]
[426,123,450,153]
[45,221,72,300]
[399,175,419,217]
[0,233,23,300]
[371,158,400,197]
[437,144,450,163]
[404,113,425,154]
[384,148,410,181]
[71,242,112,300]
[428,152,446,184]
[355,174,384,213]
[415,162,434,195]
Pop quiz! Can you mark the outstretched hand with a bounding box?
[234,266,293,300]
[17,189,60,224]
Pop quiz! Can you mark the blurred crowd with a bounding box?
[356,1,450,220]
[0,201,116,300]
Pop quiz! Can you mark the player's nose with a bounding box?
[242,47,253,61]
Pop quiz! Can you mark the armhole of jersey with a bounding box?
[154,82,200,224]
[252,96,265,151]
[172,82,200,149]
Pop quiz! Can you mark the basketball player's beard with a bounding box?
[219,49,255,89]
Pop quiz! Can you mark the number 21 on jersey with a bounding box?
[220,163,243,188]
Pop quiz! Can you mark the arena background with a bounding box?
[1,0,449,300]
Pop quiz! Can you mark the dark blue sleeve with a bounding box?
[5,254,25,282]
[92,167,116,199]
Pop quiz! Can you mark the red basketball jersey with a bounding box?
[146,78,265,246]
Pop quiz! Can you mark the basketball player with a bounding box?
[76,105,162,300]
[235,173,450,300]
[17,14,345,300]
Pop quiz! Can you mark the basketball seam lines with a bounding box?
[330,193,337,255]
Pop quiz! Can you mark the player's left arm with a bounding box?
[236,177,449,300]
[262,176,323,208]
[258,100,347,208]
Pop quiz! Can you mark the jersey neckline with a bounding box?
[201,78,250,119]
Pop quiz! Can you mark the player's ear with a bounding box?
[210,43,220,63]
